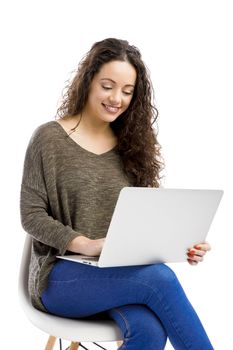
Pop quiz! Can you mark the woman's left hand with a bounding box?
[187,241,211,266]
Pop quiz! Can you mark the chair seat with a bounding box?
[22,300,122,342]
[18,235,122,343]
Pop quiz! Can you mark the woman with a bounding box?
[20,38,213,349]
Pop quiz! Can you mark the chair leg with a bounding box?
[45,336,56,350]
[117,340,123,348]
[70,342,80,350]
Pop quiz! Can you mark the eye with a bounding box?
[123,91,133,96]
[102,86,112,90]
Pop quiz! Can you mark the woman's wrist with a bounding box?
[67,235,90,254]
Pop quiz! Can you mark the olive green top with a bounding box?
[20,121,132,311]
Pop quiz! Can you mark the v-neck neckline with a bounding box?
[52,120,118,157]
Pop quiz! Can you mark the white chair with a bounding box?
[18,235,123,350]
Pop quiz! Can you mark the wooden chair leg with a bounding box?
[70,342,80,350]
[45,336,56,350]
[117,340,123,348]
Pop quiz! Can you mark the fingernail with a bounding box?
[195,245,202,250]
[187,252,195,258]
[189,250,196,255]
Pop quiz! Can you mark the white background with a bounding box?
[0,0,232,349]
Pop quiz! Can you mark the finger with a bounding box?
[187,259,198,266]
[187,249,204,261]
[187,252,204,262]
[194,242,211,252]
[187,248,205,257]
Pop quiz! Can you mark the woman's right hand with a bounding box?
[67,236,105,256]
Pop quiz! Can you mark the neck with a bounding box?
[72,112,114,138]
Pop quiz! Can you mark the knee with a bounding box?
[143,263,178,287]
[155,263,177,282]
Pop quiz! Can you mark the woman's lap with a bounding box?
[41,259,214,349]
[41,260,174,318]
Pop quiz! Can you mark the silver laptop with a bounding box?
[57,187,223,267]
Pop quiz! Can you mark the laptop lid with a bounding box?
[98,187,223,267]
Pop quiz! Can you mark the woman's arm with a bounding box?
[20,129,81,255]
[67,236,105,256]
[20,184,81,255]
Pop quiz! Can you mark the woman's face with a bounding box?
[84,60,137,123]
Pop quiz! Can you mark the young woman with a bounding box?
[20,38,213,349]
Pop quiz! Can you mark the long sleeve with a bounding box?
[20,128,80,255]
[19,121,132,311]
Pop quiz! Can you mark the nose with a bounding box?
[109,90,121,105]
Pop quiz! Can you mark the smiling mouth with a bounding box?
[102,104,121,113]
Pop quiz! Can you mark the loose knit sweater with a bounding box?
[20,121,133,312]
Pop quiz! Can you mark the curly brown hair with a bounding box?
[56,38,164,187]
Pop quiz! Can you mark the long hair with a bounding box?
[56,38,164,187]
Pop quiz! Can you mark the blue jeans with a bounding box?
[41,260,214,349]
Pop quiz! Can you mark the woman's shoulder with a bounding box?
[32,120,57,137]
[25,120,60,155]
[29,120,60,144]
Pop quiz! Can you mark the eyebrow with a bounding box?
[100,78,135,88]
